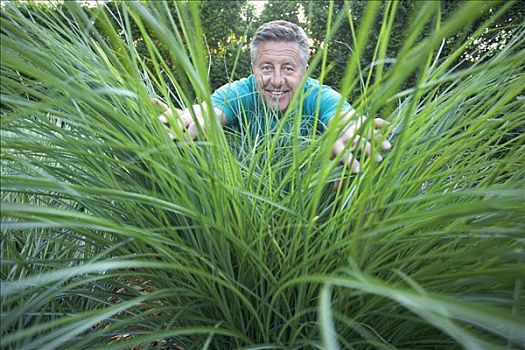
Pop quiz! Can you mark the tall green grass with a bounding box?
[1,1,524,349]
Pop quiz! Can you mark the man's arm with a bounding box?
[305,80,391,173]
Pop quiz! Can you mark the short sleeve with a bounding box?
[211,76,257,125]
[317,85,353,125]
[303,78,353,125]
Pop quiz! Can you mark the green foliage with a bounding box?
[9,0,522,93]
[1,1,525,349]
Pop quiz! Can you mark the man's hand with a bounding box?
[328,110,392,173]
[153,99,206,140]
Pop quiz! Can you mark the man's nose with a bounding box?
[271,70,284,86]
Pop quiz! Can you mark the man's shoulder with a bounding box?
[306,76,320,84]
[302,77,328,98]
[304,76,320,89]
[303,77,342,97]
[217,75,255,92]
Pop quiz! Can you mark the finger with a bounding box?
[352,139,371,158]
[362,140,385,162]
[342,152,360,173]
[178,111,194,129]
[160,111,185,131]
[364,141,371,157]
[373,118,389,129]
[173,107,185,118]
[152,98,169,112]
[157,106,177,127]
[158,114,169,125]
[354,135,385,162]
[381,139,392,151]
[157,106,185,124]
[331,139,346,159]
[372,130,392,151]
[339,124,358,144]
[350,134,363,147]
[186,122,200,140]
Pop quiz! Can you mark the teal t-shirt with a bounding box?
[211,75,352,137]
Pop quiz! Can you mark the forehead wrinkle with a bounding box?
[258,50,300,65]
[260,48,299,55]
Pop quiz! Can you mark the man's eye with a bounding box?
[261,66,273,72]
[284,66,295,73]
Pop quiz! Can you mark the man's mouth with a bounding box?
[265,90,289,98]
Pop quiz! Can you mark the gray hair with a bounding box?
[250,20,310,71]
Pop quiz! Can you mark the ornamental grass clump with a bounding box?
[1,1,524,349]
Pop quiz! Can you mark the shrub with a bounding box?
[1,1,524,349]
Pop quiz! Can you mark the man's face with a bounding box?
[253,41,306,112]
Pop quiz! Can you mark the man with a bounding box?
[156,20,391,173]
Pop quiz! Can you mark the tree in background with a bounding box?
[6,0,522,95]
[199,0,251,89]
[257,0,302,26]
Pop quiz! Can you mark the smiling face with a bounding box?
[252,41,306,112]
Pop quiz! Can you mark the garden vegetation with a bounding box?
[1,1,524,349]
